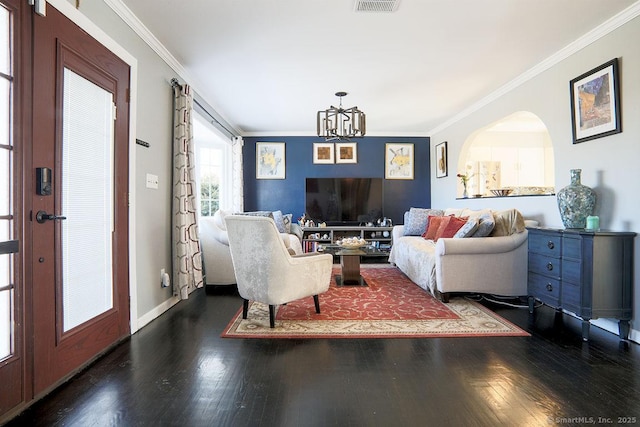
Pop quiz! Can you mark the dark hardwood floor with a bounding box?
[5,271,640,427]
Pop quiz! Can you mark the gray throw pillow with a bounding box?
[454,218,479,238]
[272,210,286,233]
[283,213,292,233]
[471,213,495,237]
[403,208,444,236]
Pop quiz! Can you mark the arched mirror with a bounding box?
[458,111,555,198]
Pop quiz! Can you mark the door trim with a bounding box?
[47,0,140,332]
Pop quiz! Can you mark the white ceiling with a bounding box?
[118,0,638,137]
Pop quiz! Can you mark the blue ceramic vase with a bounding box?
[556,169,596,229]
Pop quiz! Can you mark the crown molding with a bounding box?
[103,0,185,77]
[103,0,241,136]
[428,1,640,136]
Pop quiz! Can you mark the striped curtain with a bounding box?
[232,136,244,212]
[172,83,204,299]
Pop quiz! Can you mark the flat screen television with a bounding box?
[305,178,383,225]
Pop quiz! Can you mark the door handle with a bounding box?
[36,210,67,224]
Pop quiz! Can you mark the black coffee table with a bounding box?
[319,244,389,286]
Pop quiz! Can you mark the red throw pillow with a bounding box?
[436,216,468,240]
[422,215,444,240]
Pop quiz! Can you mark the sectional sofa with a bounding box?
[388,207,528,301]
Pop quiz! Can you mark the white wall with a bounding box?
[430,15,640,341]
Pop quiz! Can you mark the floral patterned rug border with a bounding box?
[221,267,529,339]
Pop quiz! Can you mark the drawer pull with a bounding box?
[546,283,553,292]
[547,241,555,250]
[546,262,553,271]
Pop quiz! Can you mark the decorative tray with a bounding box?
[336,237,368,248]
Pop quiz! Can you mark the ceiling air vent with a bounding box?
[354,0,399,12]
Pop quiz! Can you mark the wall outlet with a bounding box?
[160,268,170,288]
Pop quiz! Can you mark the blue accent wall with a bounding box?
[243,136,431,225]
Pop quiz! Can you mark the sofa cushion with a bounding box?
[491,209,526,237]
[460,208,493,219]
[213,209,231,231]
[422,215,446,240]
[241,210,274,218]
[437,216,468,240]
[404,208,444,236]
[454,218,479,238]
[472,213,495,237]
[443,208,465,217]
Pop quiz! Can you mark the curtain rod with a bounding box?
[170,78,238,139]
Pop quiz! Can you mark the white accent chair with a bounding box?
[199,210,304,286]
[225,215,333,328]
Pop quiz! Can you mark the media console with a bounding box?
[301,225,394,253]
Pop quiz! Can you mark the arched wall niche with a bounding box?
[457,111,556,198]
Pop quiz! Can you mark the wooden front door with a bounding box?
[30,2,131,395]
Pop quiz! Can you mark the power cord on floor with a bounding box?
[464,293,543,309]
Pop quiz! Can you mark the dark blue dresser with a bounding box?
[527,227,636,341]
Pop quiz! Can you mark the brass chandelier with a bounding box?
[317,92,366,141]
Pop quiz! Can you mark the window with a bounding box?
[0,3,14,360]
[193,113,231,216]
[458,111,555,197]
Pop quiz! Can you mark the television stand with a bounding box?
[301,225,393,254]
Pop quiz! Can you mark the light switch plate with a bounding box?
[146,173,159,189]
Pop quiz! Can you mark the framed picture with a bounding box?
[570,58,621,144]
[435,141,448,178]
[313,143,334,164]
[335,142,357,164]
[385,143,414,180]
[256,142,285,179]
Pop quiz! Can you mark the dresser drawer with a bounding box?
[528,253,561,277]
[561,281,581,309]
[561,259,581,284]
[562,236,582,259]
[529,232,562,257]
[528,272,560,306]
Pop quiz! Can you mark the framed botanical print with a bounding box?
[385,143,414,180]
[435,141,447,178]
[335,142,357,164]
[256,142,285,179]
[313,143,334,164]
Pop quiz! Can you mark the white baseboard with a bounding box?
[590,318,638,344]
[135,295,181,332]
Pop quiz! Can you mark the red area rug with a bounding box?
[221,267,529,339]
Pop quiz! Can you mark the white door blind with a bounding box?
[61,68,114,332]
